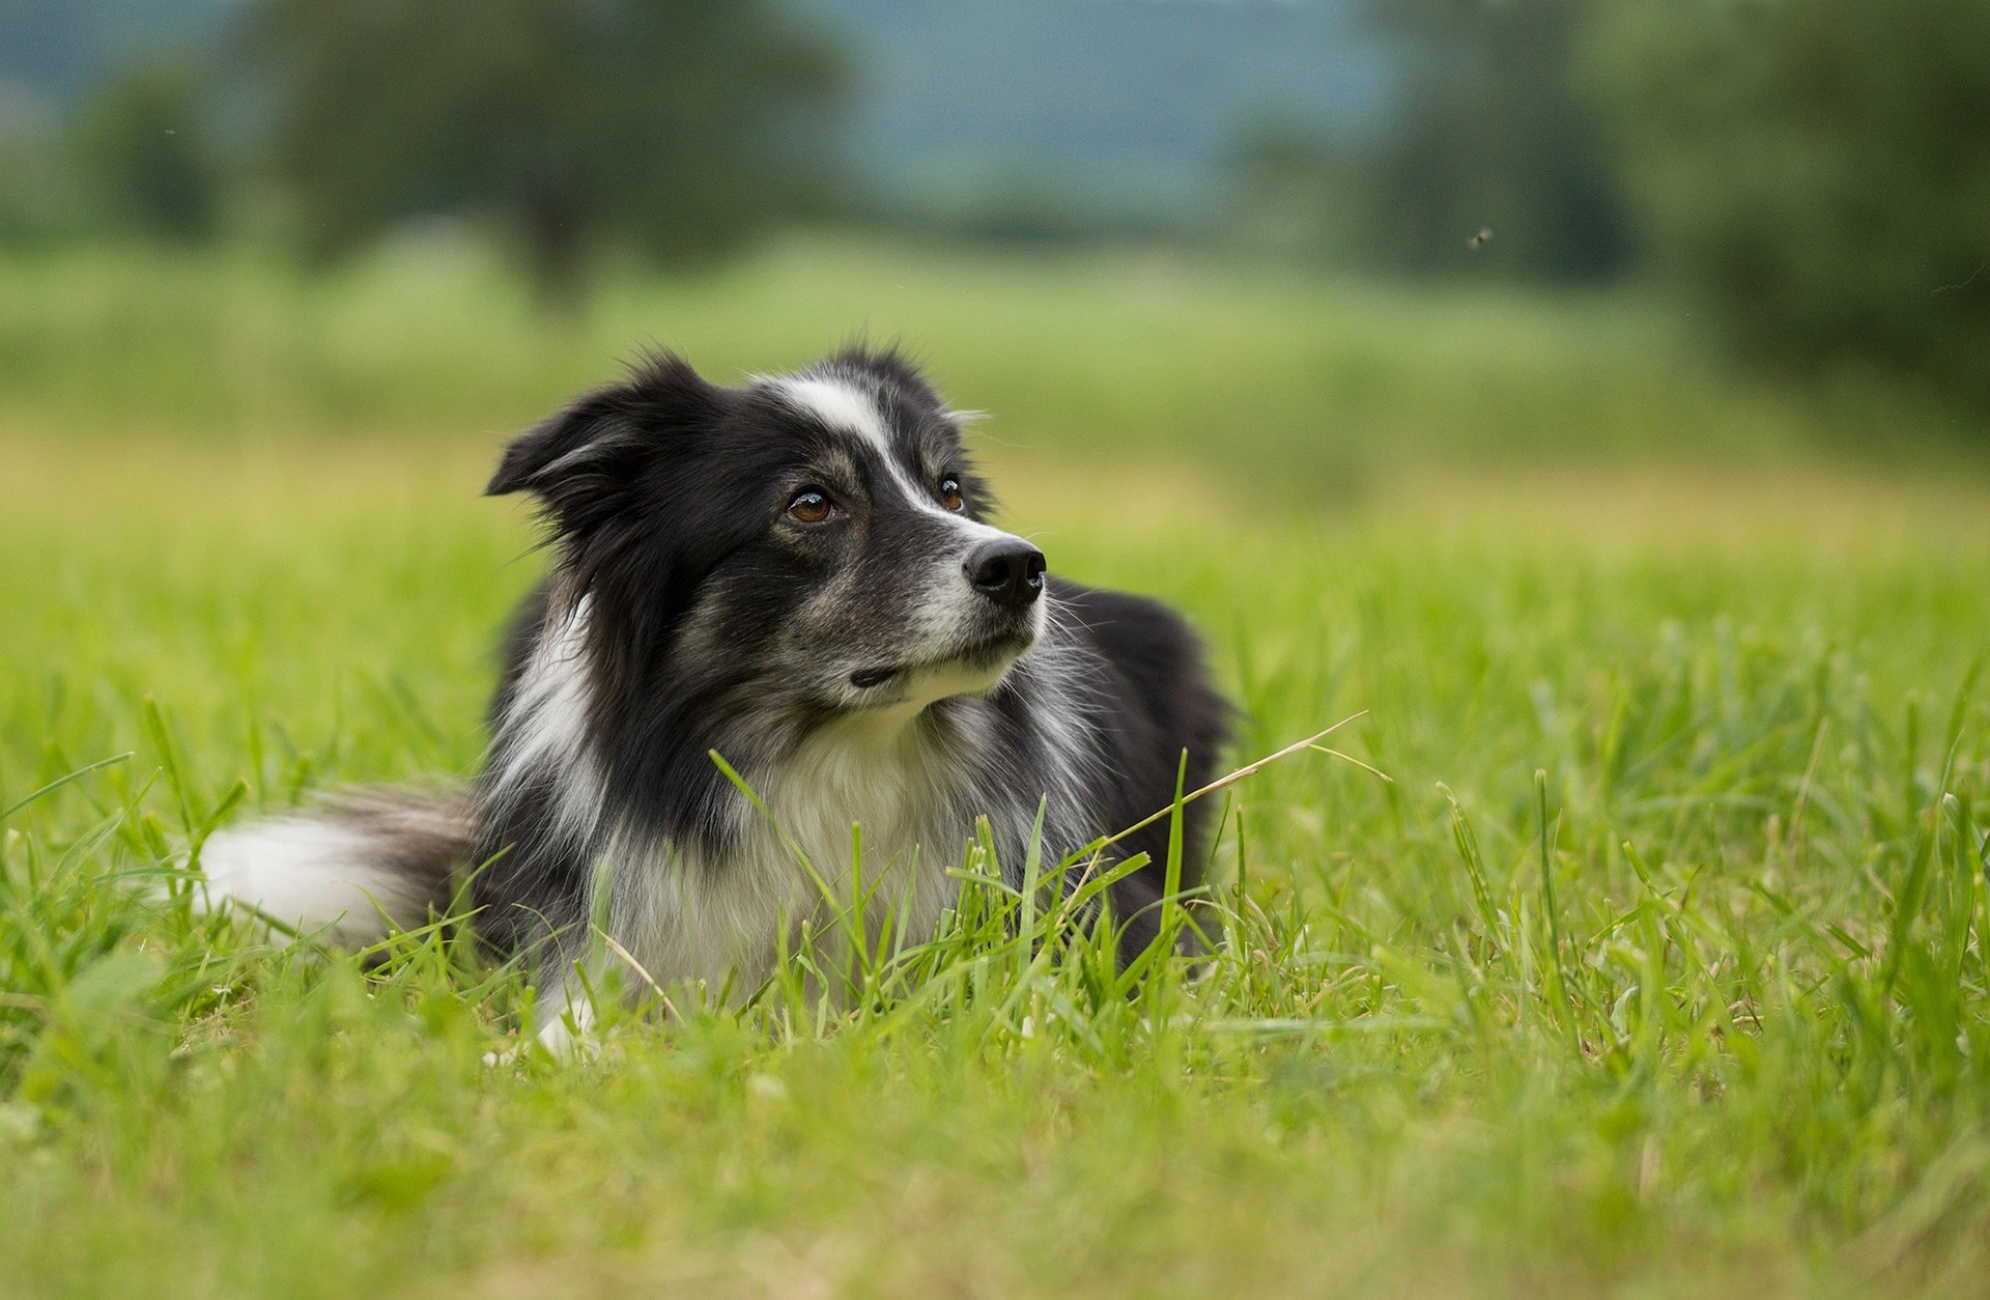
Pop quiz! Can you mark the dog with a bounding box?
[200,347,1229,1043]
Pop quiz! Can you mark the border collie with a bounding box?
[201,348,1229,1043]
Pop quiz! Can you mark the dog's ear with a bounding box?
[487,353,719,531]
[486,396,639,499]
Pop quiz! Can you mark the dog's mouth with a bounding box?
[847,631,1033,694]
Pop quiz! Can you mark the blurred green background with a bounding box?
[0,0,1986,446]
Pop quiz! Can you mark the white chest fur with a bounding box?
[602,710,974,995]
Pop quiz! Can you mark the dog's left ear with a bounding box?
[486,396,632,498]
[487,352,718,533]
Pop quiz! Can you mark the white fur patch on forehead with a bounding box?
[777,377,894,456]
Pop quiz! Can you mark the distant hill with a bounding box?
[0,0,1390,207]
[802,0,1389,207]
[0,0,239,103]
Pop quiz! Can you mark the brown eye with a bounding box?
[939,477,964,512]
[787,490,833,524]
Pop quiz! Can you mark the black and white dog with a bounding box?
[202,348,1228,1042]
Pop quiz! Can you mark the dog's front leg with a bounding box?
[532,970,601,1059]
[481,965,602,1065]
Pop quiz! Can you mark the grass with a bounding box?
[5,231,1974,474]
[4,236,1990,1297]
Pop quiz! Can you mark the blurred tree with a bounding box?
[1224,119,1374,264]
[1365,0,1631,281]
[0,95,85,246]
[72,55,222,243]
[1591,0,1990,408]
[242,0,845,307]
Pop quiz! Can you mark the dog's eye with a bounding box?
[787,490,833,524]
[939,477,964,512]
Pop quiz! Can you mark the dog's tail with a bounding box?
[197,788,474,943]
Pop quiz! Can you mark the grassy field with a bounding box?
[4,237,1990,1297]
[8,232,1971,470]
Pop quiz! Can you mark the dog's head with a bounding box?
[489,348,1047,727]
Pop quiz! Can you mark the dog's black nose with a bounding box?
[965,538,1046,609]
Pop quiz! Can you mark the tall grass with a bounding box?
[2,241,1989,1296]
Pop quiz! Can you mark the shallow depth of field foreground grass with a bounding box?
[4,242,1990,1297]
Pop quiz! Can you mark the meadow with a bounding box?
[3,235,1989,1298]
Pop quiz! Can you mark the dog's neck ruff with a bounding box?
[610,705,979,988]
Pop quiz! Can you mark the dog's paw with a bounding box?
[480,1019,601,1067]
[533,1013,602,1062]
[481,1040,525,1068]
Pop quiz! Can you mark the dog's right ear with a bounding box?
[486,352,717,533]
